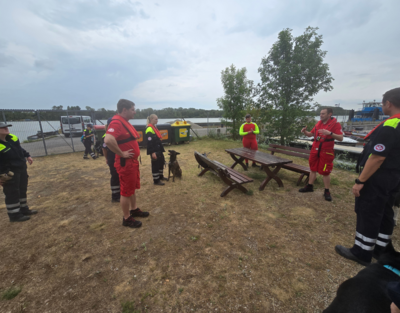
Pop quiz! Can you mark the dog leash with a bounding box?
[384,265,400,276]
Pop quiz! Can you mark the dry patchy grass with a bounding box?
[0,139,398,312]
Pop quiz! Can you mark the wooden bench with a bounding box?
[194,151,253,197]
[266,144,311,186]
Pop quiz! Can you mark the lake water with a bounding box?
[5,116,349,142]
[5,118,224,142]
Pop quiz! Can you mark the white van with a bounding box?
[60,115,92,137]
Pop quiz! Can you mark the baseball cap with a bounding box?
[0,122,12,128]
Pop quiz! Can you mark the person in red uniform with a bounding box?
[299,108,343,201]
[239,114,260,168]
[104,99,149,228]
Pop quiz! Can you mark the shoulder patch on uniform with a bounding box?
[108,128,114,132]
[374,144,385,152]
[383,118,400,129]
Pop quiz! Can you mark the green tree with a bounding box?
[52,105,63,110]
[258,27,333,144]
[67,106,81,111]
[217,64,254,140]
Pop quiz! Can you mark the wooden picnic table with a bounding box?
[225,147,293,190]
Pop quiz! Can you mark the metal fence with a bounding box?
[1,109,227,157]
[1,109,104,157]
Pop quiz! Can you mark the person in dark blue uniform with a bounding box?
[335,87,400,266]
[146,114,167,186]
[82,124,97,160]
[0,122,37,222]
[102,118,120,202]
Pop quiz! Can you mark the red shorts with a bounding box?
[114,158,140,197]
[309,150,335,176]
[243,138,258,150]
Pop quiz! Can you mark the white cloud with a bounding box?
[0,0,399,109]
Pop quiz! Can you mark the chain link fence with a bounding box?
[1,110,103,157]
[1,110,227,157]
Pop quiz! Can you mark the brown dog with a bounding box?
[0,171,14,184]
[168,150,182,182]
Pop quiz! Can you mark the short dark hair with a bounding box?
[383,88,400,108]
[321,108,333,115]
[245,114,251,119]
[117,99,135,113]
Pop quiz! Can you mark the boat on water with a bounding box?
[341,100,389,141]
[27,130,59,141]
[351,100,389,122]
[298,136,359,147]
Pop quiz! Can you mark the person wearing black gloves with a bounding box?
[335,87,400,266]
[82,124,97,160]
[0,122,37,222]
[146,114,167,186]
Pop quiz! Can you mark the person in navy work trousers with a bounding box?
[102,118,120,203]
[146,114,167,186]
[82,124,97,160]
[0,122,37,222]
[335,87,400,266]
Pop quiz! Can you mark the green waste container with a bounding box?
[171,121,190,144]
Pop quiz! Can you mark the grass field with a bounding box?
[0,138,398,312]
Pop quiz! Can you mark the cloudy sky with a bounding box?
[0,0,399,111]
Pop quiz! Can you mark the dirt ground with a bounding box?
[1,138,398,313]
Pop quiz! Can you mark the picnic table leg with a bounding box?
[259,165,283,190]
[198,167,211,177]
[220,183,248,197]
[229,154,247,171]
[297,173,305,186]
[218,172,248,197]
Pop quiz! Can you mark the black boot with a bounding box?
[21,208,38,215]
[9,214,30,222]
[324,189,332,201]
[299,184,314,193]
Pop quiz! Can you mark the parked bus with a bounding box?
[60,115,92,137]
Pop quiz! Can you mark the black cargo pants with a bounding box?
[107,152,120,200]
[83,139,95,158]
[350,169,400,262]
[3,166,29,221]
[151,152,165,183]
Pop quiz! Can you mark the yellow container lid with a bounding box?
[171,121,190,126]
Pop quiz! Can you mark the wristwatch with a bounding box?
[355,178,365,185]
[330,132,333,136]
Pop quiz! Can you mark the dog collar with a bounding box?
[384,265,400,276]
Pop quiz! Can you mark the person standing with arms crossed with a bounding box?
[299,108,343,201]
[146,114,167,186]
[0,122,37,222]
[104,99,149,228]
[239,114,260,168]
[335,88,400,266]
